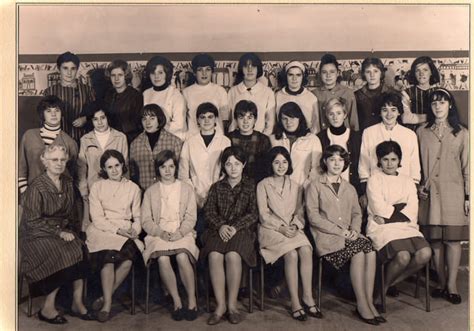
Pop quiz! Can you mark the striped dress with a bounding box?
[44,81,95,142]
[20,173,84,284]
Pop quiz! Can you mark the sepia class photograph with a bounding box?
[14,2,469,330]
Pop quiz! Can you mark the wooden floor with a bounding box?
[18,267,469,331]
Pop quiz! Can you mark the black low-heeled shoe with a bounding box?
[38,310,68,325]
[69,310,96,321]
[291,308,307,321]
[184,307,198,321]
[172,307,184,321]
[353,310,379,326]
[301,301,323,319]
[446,292,462,305]
[374,315,387,323]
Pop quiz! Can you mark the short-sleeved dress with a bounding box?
[20,173,86,296]
[141,180,200,264]
[257,176,311,264]
[200,176,259,267]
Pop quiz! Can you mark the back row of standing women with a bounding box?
[19,51,468,326]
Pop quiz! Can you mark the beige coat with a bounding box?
[417,125,469,226]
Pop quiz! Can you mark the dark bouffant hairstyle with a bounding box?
[234,52,264,85]
[320,144,350,173]
[191,53,216,73]
[425,88,462,136]
[196,102,219,119]
[140,104,167,131]
[407,56,440,86]
[142,55,174,91]
[274,102,309,140]
[154,149,179,178]
[375,140,402,168]
[234,100,258,120]
[266,146,293,177]
[377,92,403,121]
[220,145,247,176]
[99,149,128,179]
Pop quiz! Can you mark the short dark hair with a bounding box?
[319,53,340,73]
[105,59,133,84]
[320,145,350,173]
[274,102,309,139]
[56,51,80,68]
[220,145,247,176]
[140,104,167,131]
[37,95,64,124]
[375,140,402,168]
[377,92,403,119]
[425,88,462,136]
[142,55,174,91]
[266,146,293,177]
[154,149,179,178]
[234,52,264,85]
[98,149,128,179]
[361,57,385,82]
[196,102,219,119]
[90,106,111,124]
[191,53,216,73]
[407,56,440,86]
[234,100,258,120]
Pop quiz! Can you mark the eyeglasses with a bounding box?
[45,158,68,164]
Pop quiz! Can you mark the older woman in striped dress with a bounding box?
[20,145,92,324]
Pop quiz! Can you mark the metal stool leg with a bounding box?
[415,270,421,298]
[145,262,151,314]
[205,266,210,313]
[425,262,431,312]
[248,267,253,313]
[193,263,198,304]
[27,292,32,317]
[131,264,135,315]
[381,263,386,314]
[317,257,322,313]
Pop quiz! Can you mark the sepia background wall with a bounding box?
[18,4,470,139]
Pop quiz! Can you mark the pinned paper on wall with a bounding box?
[18,56,469,96]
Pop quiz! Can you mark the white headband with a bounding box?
[285,61,305,73]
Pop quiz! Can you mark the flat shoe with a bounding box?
[38,310,68,324]
[184,307,198,321]
[302,301,323,319]
[91,297,104,311]
[386,286,400,297]
[375,315,387,323]
[353,309,379,326]
[69,310,95,321]
[227,311,243,324]
[96,310,110,323]
[207,313,224,326]
[446,293,462,304]
[291,308,307,321]
[171,307,184,321]
[431,288,447,298]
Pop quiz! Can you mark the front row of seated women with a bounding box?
[21,139,432,326]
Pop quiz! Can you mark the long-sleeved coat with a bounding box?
[306,174,362,256]
[141,180,199,263]
[86,178,143,254]
[366,171,423,250]
[417,125,469,226]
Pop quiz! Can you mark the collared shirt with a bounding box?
[312,84,359,132]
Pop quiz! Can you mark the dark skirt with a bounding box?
[29,259,88,297]
[89,239,143,272]
[420,225,469,242]
[323,237,374,270]
[200,228,256,267]
[379,236,430,264]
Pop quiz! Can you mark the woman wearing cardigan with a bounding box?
[141,150,199,321]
